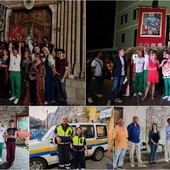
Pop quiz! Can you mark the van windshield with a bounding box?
[37,126,56,141]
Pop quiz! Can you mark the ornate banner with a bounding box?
[0,5,6,41]
[17,114,29,138]
[10,25,22,41]
[136,6,166,47]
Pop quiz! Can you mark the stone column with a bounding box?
[49,4,57,46]
[64,2,68,55]
[71,1,76,74]
[81,0,86,78]
[57,3,61,48]
[5,8,12,42]
[60,1,64,48]
[74,1,81,77]
[67,1,72,75]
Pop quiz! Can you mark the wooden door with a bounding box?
[10,7,52,45]
[114,107,123,126]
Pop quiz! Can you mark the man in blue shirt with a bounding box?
[127,116,147,168]
[165,118,170,163]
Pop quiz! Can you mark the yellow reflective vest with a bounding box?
[72,135,85,146]
[56,124,73,143]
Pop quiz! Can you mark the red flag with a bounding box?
[10,25,22,41]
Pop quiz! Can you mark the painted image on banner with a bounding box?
[141,12,161,37]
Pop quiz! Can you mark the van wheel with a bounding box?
[92,148,104,161]
[30,158,47,169]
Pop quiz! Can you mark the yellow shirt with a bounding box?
[113,126,128,149]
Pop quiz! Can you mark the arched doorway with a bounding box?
[10,6,52,45]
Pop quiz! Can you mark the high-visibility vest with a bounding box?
[72,135,85,146]
[56,125,73,144]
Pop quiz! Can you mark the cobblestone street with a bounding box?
[0,145,29,169]
[86,79,170,106]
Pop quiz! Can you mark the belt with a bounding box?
[164,76,170,78]
[59,142,70,145]
[73,148,84,152]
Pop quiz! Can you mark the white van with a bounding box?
[30,122,108,169]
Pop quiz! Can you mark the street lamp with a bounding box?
[42,107,49,129]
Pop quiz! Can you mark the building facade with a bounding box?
[113,0,170,48]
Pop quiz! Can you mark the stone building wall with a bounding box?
[66,78,85,105]
[146,106,170,145]
[122,106,147,143]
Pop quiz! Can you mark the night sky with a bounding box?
[86,1,116,50]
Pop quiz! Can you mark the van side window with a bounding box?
[72,126,76,135]
[96,125,107,138]
[80,125,95,139]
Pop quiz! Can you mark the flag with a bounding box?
[136,6,166,47]
[9,25,22,41]
[26,22,34,44]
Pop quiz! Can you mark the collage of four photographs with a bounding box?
[0,0,170,170]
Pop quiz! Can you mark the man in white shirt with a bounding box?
[87,51,104,103]
[9,42,22,104]
[133,49,145,96]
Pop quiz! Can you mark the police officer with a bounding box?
[70,127,89,170]
[54,115,73,169]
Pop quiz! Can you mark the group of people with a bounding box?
[87,46,170,105]
[112,116,170,169]
[53,115,89,170]
[0,36,68,105]
[0,120,17,167]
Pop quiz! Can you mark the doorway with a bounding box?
[114,107,123,126]
[10,7,52,45]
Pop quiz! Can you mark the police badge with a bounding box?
[23,0,35,10]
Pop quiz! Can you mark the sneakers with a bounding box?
[138,92,142,96]
[133,93,137,97]
[115,98,122,103]
[107,100,112,106]
[138,164,147,167]
[117,166,125,170]
[163,96,169,99]
[9,96,16,101]
[131,164,135,168]
[88,98,93,103]
[14,98,19,105]
[0,158,2,163]
[167,97,170,101]
[44,101,49,105]
[96,94,103,98]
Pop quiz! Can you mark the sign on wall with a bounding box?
[136,6,166,47]
[100,108,112,119]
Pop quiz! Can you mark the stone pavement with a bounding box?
[86,79,170,106]
[0,145,29,170]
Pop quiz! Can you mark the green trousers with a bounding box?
[143,70,148,92]
[10,71,21,99]
[134,72,143,93]
[0,142,4,158]
[164,78,170,96]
